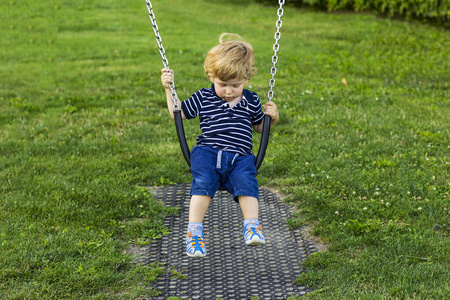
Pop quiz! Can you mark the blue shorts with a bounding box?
[189,146,259,202]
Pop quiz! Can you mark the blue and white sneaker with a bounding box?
[186,231,206,257]
[244,223,265,246]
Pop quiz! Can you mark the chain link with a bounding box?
[145,0,179,110]
[267,0,284,102]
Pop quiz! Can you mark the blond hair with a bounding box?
[204,33,257,81]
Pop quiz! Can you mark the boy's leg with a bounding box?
[186,195,211,257]
[189,195,211,223]
[239,196,265,246]
[238,196,259,220]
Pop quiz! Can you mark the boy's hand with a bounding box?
[161,68,174,89]
[263,101,279,125]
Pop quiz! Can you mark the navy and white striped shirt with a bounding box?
[181,84,264,155]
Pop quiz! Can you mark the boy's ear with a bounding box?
[209,76,215,83]
[244,79,249,85]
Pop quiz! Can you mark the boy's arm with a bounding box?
[253,101,279,133]
[161,68,186,120]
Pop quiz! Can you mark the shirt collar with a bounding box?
[210,83,248,108]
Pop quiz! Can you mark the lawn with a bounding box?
[1,0,448,299]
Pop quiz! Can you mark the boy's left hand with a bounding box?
[262,101,279,125]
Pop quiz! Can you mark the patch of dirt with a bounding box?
[301,224,329,252]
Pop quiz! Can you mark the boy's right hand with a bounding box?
[161,68,174,89]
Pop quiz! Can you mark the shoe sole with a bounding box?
[186,251,206,258]
[246,237,265,246]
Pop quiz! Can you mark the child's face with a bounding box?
[210,77,248,103]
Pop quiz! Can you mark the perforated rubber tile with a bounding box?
[135,184,317,300]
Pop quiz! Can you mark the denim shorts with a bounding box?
[189,146,259,202]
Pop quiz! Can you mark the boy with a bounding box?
[160,33,279,257]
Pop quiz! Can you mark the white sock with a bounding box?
[243,219,259,227]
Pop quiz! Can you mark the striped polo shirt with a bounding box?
[181,84,264,155]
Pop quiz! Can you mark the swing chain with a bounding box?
[267,0,284,102]
[145,0,179,110]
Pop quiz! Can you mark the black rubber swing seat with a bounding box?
[174,110,272,171]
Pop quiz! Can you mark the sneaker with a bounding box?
[244,223,265,246]
[186,231,206,257]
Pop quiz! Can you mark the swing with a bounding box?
[145,0,284,171]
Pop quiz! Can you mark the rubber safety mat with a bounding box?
[134,184,318,300]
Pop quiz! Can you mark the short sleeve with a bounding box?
[247,91,264,125]
[181,90,203,120]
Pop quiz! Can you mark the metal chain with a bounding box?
[146,0,283,106]
[145,0,179,110]
[267,0,284,102]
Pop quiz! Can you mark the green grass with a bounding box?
[1,0,449,299]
